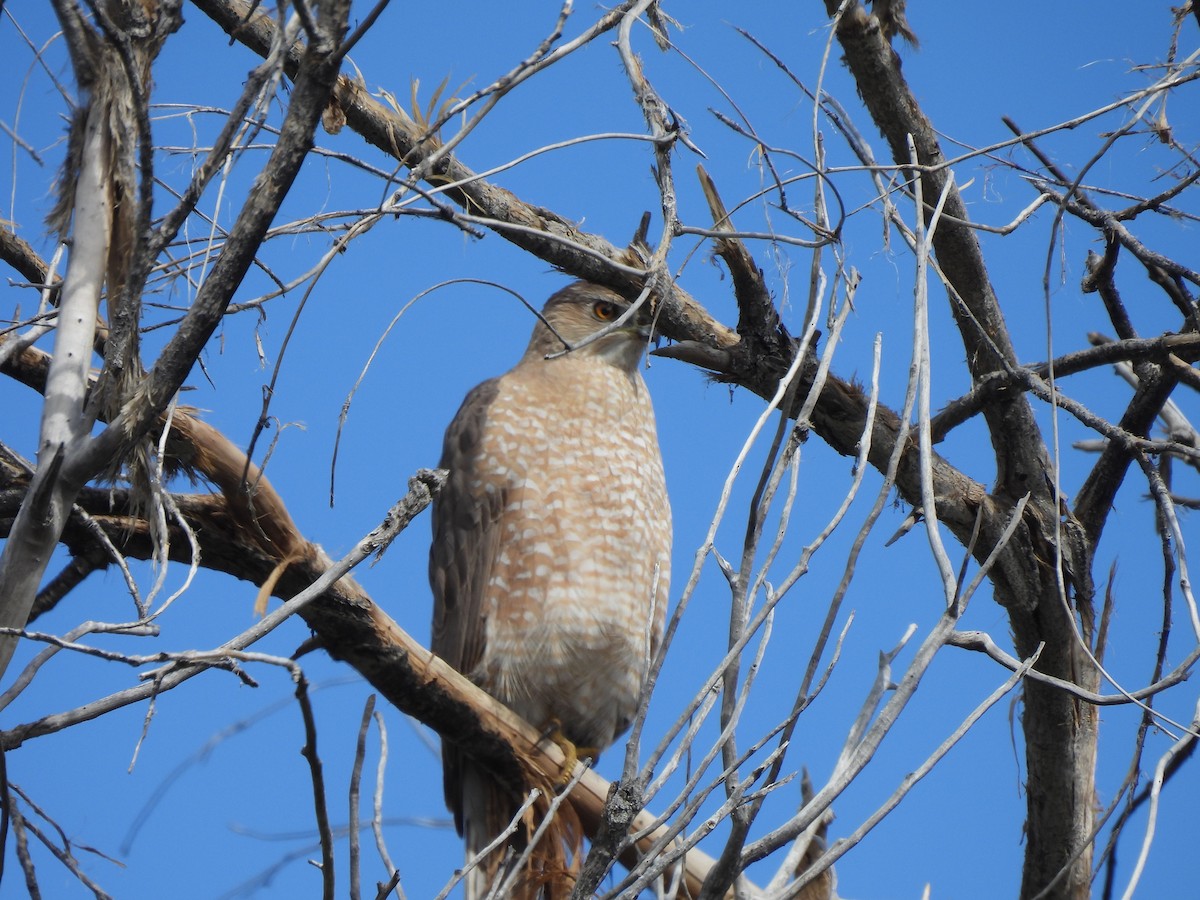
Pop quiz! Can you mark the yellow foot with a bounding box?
[538,720,598,787]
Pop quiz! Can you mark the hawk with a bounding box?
[429,282,672,897]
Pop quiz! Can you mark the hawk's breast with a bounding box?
[472,358,671,749]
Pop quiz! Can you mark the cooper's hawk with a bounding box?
[429,281,672,898]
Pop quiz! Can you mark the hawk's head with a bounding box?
[525,282,655,372]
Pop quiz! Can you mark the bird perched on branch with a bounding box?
[429,281,672,898]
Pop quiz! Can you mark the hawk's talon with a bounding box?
[539,721,597,787]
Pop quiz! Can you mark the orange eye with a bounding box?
[592,300,619,321]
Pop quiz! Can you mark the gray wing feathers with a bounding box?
[430,377,503,676]
[429,377,505,834]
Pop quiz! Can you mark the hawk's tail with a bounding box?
[459,759,583,900]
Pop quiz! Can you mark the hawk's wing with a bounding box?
[429,377,505,829]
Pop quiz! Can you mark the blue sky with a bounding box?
[2,2,1198,897]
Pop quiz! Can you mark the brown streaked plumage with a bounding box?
[429,282,672,898]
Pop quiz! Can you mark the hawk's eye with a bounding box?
[592,300,619,322]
